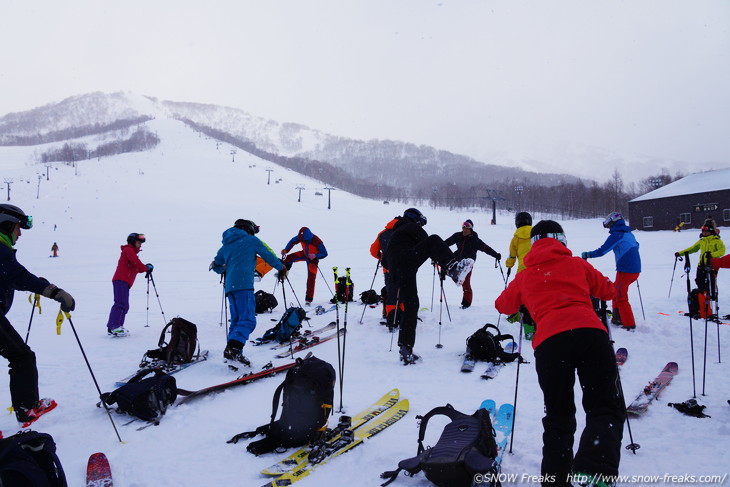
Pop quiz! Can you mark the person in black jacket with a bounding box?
[445,219,501,308]
[383,208,473,364]
[0,204,75,426]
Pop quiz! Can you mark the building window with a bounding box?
[680,213,692,224]
[643,216,653,228]
[724,209,730,222]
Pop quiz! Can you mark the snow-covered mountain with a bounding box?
[0,113,728,486]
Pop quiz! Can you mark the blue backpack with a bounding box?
[255,307,306,345]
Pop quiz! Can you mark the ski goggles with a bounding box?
[462,221,473,230]
[21,215,33,230]
[531,232,568,247]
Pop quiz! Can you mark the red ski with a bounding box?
[176,361,297,404]
[627,362,678,416]
[86,452,113,487]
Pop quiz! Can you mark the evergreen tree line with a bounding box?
[1,116,153,146]
[39,127,160,163]
[181,119,681,219]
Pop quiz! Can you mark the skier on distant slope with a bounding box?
[211,219,286,365]
[444,219,500,309]
[106,233,153,337]
[0,204,75,427]
[581,211,641,330]
[383,208,473,365]
[495,220,623,487]
[281,227,327,305]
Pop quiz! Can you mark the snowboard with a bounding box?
[627,362,678,416]
[86,452,113,487]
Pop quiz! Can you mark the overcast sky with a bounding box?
[1,0,728,172]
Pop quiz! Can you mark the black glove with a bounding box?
[495,253,502,261]
[674,252,680,258]
[277,267,288,282]
[42,284,75,312]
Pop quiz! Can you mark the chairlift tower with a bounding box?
[266,168,274,185]
[296,185,305,203]
[324,186,335,209]
[486,189,504,225]
[3,178,12,201]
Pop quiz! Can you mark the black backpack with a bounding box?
[381,404,499,487]
[255,290,279,314]
[330,276,354,303]
[100,369,178,422]
[142,317,200,366]
[466,324,521,364]
[0,430,67,487]
[228,354,336,454]
[255,307,307,345]
[360,289,381,305]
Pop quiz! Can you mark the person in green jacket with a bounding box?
[675,218,725,293]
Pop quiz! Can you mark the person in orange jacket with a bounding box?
[370,216,402,328]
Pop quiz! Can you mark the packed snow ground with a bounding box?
[1,117,729,486]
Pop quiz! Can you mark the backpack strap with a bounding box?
[415,404,467,454]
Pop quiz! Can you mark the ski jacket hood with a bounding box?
[112,244,149,287]
[213,227,284,293]
[496,238,615,349]
[586,220,641,273]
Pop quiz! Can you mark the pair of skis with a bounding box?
[114,351,209,387]
[259,389,408,486]
[480,400,515,470]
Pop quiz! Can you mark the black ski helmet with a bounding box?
[127,233,146,245]
[515,212,532,228]
[403,208,427,226]
[0,204,32,235]
[530,220,567,247]
[234,219,260,235]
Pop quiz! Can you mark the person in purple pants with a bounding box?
[106,233,153,337]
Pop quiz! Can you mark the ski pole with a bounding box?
[635,279,646,320]
[599,300,640,453]
[65,312,124,443]
[701,263,713,396]
[684,253,697,398]
[359,259,381,324]
[508,309,525,454]
[317,264,335,297]
[668,255,680,298]
[505,266,512,288]
[145,275,151,327]
[332,267,344,412]
[148,273,167,325]
[339,267,352,411]
[436,277,445,349]
[284,276,303,308]
[24,294,40,345]
[389,288,400,352]
[497,259,507,287]
[430,261,436,312]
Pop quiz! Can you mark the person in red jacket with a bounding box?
[106,233,153,337]
[495,220,624,487]
[711,253,730,270]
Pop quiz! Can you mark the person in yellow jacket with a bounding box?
[675,218,725,293]
[505,212,536,338]
[506,212,533,273]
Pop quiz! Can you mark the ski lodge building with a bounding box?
[628,168,730,231]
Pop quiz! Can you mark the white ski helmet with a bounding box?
[603,212,624,229]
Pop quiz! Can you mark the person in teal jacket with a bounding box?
[581,212,641,330]
[211,219,286,364]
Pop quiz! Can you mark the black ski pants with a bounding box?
[389,235,453,349]
[534,328,625,487]
[0,314,39,412]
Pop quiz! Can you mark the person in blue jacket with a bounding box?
[581,212,641,330]
[281,227,328,305]
[211,219,286,365]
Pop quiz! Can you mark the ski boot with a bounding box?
[224,340,251,367]
[16,398,58,427]
[399,345,420,365]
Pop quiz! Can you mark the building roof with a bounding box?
[630,167,730,203]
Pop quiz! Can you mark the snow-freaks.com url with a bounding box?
[474,473,729,484]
